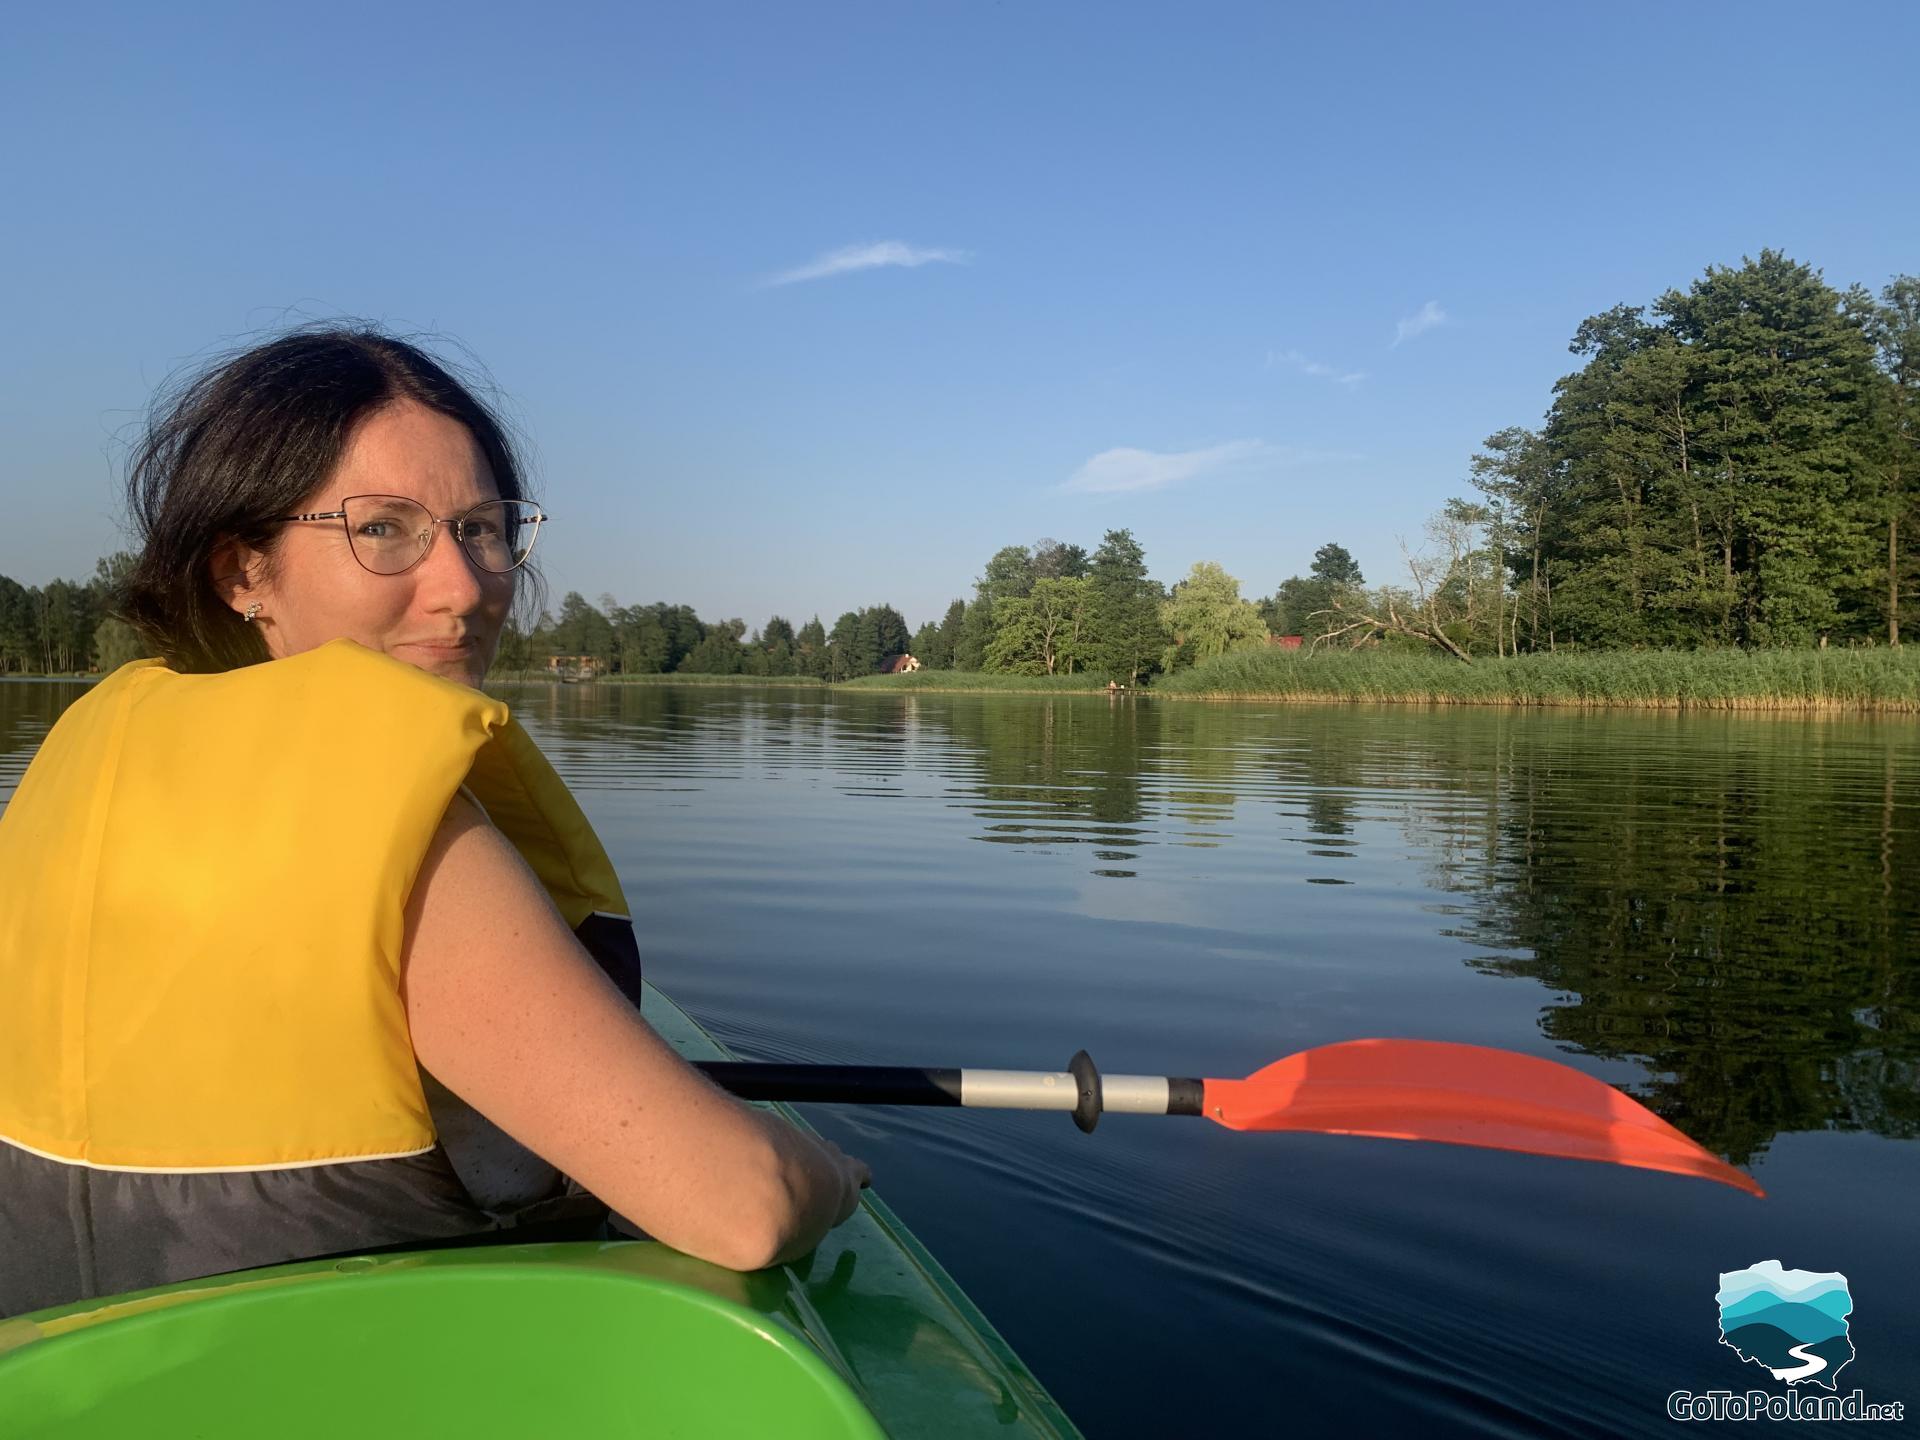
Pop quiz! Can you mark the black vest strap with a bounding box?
[575,913,645,1011]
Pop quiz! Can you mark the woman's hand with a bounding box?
[754,1125,872,1266]
[401,792,871,1270]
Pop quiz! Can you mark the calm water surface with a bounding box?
[5,680,1917,1437]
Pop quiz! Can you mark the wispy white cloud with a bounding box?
[763,240,972,287]
[1066,441,1264,494]
[1392,300,1448,347]
[1266,347,1366,386]
[1064,440,1352,495]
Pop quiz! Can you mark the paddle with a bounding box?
[695,1039,1764,1197]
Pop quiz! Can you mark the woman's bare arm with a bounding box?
[400,792,868,1270]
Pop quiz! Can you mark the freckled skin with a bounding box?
[215,402,872,1266]
[224,401,514,688]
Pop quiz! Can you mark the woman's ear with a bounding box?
[208,538,270,618]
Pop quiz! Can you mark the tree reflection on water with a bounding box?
[913,696,1919,1164]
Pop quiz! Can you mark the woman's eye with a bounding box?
[359,521,399,539]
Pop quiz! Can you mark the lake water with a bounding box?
[5,680,1917,1436]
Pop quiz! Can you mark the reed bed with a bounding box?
[838,670,1110,694]
[1152,647,1920,711]
[490,671,825,688]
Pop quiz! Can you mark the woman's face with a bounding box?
[229,400,515,687]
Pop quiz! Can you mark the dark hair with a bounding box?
[121,326,536,673]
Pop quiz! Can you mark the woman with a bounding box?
[0,328,868,1319]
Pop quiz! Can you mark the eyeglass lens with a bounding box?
[342,496,542,575]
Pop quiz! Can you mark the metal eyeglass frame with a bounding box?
[276,493,551,576]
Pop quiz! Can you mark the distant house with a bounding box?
[1267,635,1304,650]
[881,654,922,674]
[545,654,604,680]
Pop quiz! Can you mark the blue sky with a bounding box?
[4,2,1916,631]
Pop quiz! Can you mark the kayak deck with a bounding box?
[0,981,1082,1440]
[0,1247,888,1439]
[642,981,1081,1439]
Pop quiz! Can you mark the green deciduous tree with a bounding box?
[985,576,1091,674]
[1526,252,1887,648]
[796,616,829,678]
[679,618,746,674]
[491,620,533,674]
[35,579,91,673]
[1263,541,1368,641]
[866,604,911,663]
[549,591,616,666]
[980,545,1037,602]
[1031,539,1090,580]
[1469,427,1559,652]
[611,606,670,673]
[1086,529,1165,684]
[1653,251,1882,644]
[950,546,1042,672]
[1160,561,1266,670]
[755,615,797,675]
[0,577,34,672]
[826,611,862,680]
[93,617,147,672]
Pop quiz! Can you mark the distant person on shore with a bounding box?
[0,326,867,1319]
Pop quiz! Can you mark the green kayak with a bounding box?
[0,983,1082,1439]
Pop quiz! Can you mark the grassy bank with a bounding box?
[490,671,824,688]
[1153,647,1920,711]
[491,669,1103,693]
[837,670,1111,694]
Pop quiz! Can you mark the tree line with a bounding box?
[899,530,1270,683]
[1283,251,1918,658]
[496,528,1274,684]
[11,249,1909,676]
[498,593,918,681]
[486,529,1171,682]
[0,555,144,674]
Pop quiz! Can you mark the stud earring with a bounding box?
[243,603,261,623]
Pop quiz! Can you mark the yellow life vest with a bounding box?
[0,640,638,1314]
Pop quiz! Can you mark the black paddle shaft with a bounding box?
[696,1062,965,1107]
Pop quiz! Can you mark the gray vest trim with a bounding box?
[0,1140,492,1320]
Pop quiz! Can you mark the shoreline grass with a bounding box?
[494,669,1107,695]
[490,649,1920,711]
[489,671,825,688]
[1152,647,1920,712]
[837,670,1111,694]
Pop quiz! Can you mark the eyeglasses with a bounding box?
[277,494,549,576]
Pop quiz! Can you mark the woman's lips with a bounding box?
[402,638,477,651]
[397,638,481,668]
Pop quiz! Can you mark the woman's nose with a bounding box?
[414,523,488,609]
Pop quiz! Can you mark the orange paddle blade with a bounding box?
[1201,1039,1763,1197]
